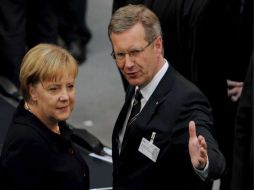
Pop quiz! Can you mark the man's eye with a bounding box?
[116,53,125,59]
[129,50,141,57]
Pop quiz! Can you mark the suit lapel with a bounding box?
[120,66,176,155]
[135,66,175,129]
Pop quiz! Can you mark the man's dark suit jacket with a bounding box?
[112,65,226,190]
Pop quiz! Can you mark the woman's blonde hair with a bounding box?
[20,43,78,101]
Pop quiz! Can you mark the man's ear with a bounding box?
[154,36,163,54]
[29,84,38,101]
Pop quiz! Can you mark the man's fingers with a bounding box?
[189,121,197,140]
[198,136,207,149]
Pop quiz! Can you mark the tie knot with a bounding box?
[134,89,143,102]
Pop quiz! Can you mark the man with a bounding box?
[108,4,225,190]
[112,2,251,190]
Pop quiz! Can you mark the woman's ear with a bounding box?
[29,83,38,101]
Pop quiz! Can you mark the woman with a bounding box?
[0,43,89,190]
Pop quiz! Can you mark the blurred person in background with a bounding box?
[0,0,58,95]
[58,0,91,64]
[231,51,253,190]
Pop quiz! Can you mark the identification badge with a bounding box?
[138,132,160,162]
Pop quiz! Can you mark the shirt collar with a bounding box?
[139,59,169,102]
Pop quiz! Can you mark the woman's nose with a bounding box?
[59,88,69,101]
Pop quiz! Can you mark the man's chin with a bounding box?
[127,78,142,86]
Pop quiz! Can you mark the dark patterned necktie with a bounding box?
[123,89,143,141]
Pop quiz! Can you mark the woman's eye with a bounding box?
[48,87,59,92]
[67,84,74,90]
[49,88,56,92]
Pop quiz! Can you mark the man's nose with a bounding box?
[124,54,134,68]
